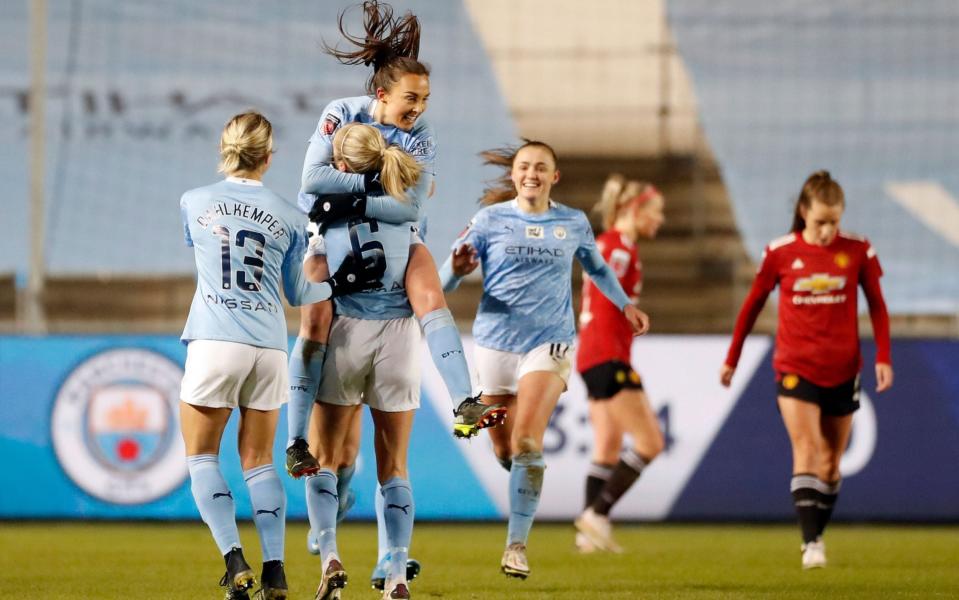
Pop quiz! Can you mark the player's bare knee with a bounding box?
[515,435,541,455]
[412,289,447,317]
[820,452,841,480]
[644,429,666,459]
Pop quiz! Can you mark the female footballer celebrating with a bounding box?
[178,111,378,600]
[304,122,426,600]
[721,170,893,569]
[440,141,650,579]
[285,1,503,486]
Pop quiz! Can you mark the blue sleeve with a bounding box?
[363,171,430,223]
[300,101,364,196]
[438,255,461,292]
[439,211,486,292]
[575,217,630,310]
[300,137,365,196]
[451,212,487,257]
[180,196,193,247]
[281,224,332,306]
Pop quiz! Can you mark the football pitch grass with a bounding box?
[2,522,957,599]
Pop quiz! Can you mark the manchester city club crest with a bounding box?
[51,348,188,505]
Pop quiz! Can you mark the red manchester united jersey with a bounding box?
[576,230,642,373]
[725,231,891,387]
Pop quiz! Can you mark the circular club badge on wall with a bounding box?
[51,348,187,505]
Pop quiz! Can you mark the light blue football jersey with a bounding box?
[297,95,435,224]
[446,200,631,354]
[322,217,420,320]
[180,178,331,351]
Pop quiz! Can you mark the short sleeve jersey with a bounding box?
[179,179,312,351]
[754,231,883,386]
[453,200,601,353]
[576,230,642,373]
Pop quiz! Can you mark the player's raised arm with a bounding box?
[575,217,649,336]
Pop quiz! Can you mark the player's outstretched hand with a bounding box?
[326,252,384,297]
[308,193,367,231]
[624,305,650,336]
[875,362,893,392]
[451,244,479,277]
[719,364,735,388]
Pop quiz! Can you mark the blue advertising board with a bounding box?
[1,335,957,521]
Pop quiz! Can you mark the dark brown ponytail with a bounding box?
[324,1,430,95]
[791,170,845,232]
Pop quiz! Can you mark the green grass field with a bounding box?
[1,522,957,599]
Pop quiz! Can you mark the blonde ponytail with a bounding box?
[218,111,273,175]
[333,122,421,200]
[379,145,421,199]
[593,174,659,231]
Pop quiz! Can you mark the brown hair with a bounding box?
[594,174,660,231]
[333,123,421,200]
[791,170,845,232]
[324,1,430,95]
[478,140,558,205]
[217,111,273,175]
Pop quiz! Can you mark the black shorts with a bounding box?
[580,361,644,401]
[777,372,860,416]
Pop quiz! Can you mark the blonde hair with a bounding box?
[218,111,273,175]
[594,174,659,231]
[333,123,421,199]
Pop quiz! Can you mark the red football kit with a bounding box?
[725,231,891,387]
[577,230,642,373]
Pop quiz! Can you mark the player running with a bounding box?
[573,175,667,553]
[178,111,379,600]
[721,170,893,569]
[440,141,650,579]
[284,0,504,484]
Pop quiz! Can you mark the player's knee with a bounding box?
[819,449,842,479]
[642,429,665,460]
[515,435,541,455]
[411,288,447,316]
[339,441,360,468]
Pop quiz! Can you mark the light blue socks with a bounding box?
[421,308,472,406]
[381,477,415,582]
[245,464,286,562]
[305,469,340,558]
[507,451,546,546]
[187,454,240,556]
[287,337,327,446]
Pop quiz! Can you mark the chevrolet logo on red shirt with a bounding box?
[793,273,847,294]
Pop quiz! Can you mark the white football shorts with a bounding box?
[474,341,573,396]
[317,315,421,412]
[180,339,288,410]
